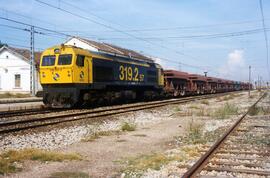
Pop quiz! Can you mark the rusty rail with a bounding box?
[182,92,267,178]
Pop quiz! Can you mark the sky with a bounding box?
[0,0,270,84]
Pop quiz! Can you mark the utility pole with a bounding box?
[30,26,36,96]
[204,71,208,77]
[258,75,260,90]
[248,65,251,97]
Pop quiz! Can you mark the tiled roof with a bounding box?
[76,37,153,62]
[8,47,42,64]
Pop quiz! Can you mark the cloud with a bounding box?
[227,49,245,67]
[219,49,247,81]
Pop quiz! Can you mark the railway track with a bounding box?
[183,92,269,178]
[0,107,64,118]
[0,92,238,134]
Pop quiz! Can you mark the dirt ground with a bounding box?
[1,91,262,178]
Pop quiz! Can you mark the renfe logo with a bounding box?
[53,73,60,81]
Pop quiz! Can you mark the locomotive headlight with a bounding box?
[42,72,46,77]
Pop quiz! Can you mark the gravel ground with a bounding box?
[0,90,263,177]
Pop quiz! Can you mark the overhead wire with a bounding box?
[34,0,213,71]
[259,0,270,80]
[95,28,268,41]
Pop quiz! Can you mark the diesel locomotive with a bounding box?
[39,45,164,107]
[39,42,251,108]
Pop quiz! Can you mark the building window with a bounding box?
[15,74,21,88]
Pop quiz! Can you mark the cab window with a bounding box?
[42,55,55,66]
[58,54,72,65]
[76,55,85,67]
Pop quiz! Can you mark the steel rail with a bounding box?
[182,92,267,178]
[0,92,232,134]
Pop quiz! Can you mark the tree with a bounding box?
[0,41,8,48]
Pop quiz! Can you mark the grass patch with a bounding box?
[49,171,90,178]
[248,106,270,116]
[82,130,121,142]
[176,120,205,144]
[184,121,204,144]
[0,149,81,175]
[120,145,202,177]
[177,124,227,145]
[196,107,211,117]
[216,93,239,102]
[189,105,200,110]
[121,122,136,132]
[0,92,31,99]
[201,100,209,105]
[174,107,182,112]
[203,127,228,142]
[241,132,270,146]
[121,153,173,177]
[212,103,238,119]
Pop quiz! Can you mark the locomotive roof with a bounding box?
[70,37,154,63]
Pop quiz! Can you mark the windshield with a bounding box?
[42,55,55,66]
[58,54,72,65]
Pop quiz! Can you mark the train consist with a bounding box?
[164,70,250,97]
[39,43,251,108]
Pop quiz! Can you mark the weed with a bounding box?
[242,133,270,146]
[121,153,172,177]
[196,107,211,117]
[82,130,121,142]
[174,107,182,112]
[178,124,227,145]
[0,149,81,175]
[176,120,205,144]
[121,122,136,132]
[189,105,200,110]
[201,100,209,105]
[248,106,269,116]
[212,103,238,119]
[120,145,201,177]
[49,171,90,178]
[224,94,238,100]
[203,127,227,142]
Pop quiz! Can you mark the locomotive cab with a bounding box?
[40,45,92,107]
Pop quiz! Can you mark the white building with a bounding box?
[0,46,41,94]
